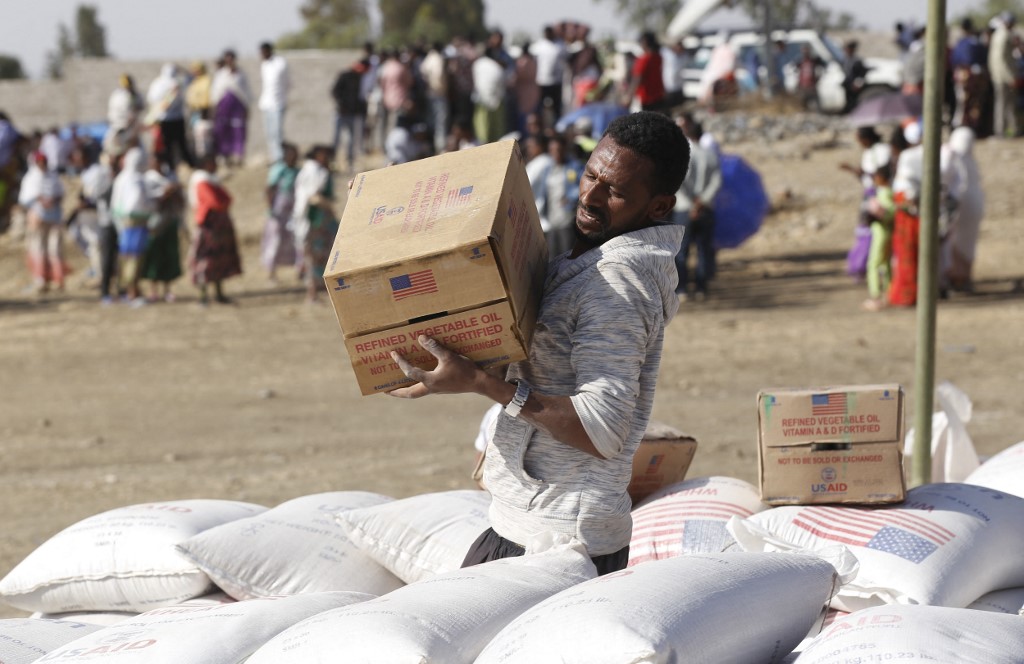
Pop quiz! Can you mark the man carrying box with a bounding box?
[390,112,690,574]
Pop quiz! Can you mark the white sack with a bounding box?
[0,619,101,664]
[0,500,265,614]
[967,587,1024,614]
[476,552,842,664]
[28,591,236,627]
[793,605,1024,664]
[629,476,768,565]
[903,381,980,482]
[729,483,1024,610]
[29,591,372,663]
[247,533,596,664]
[334,489,490,584]
[176,491,404,599]
[965,440,1024,498]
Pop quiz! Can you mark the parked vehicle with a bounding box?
[681,29,904,112]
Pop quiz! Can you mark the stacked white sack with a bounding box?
[793,605,1024,664]
[728,483,1024,611]
[176,491,404,599]
[247,534,596,664]
[967,587,1024,614]
[334,489,490,584]
[0,619,101,664]
[29,590,237,626]
[965,440,1024,498]
[27,591,372,663]
[629,476,768,565]
[476,552,845,664]
[0,500,264,613]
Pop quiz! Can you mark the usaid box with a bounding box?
[628,421,698,505]
[757,384,906,505]
[325,140,548,395]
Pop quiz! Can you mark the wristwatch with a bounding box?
[504,380,531,418]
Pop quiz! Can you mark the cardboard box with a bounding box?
[757,384,906,505]
[325,140,548,395]
[628,421,699,505]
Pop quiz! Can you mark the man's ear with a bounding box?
[648,193,676,221]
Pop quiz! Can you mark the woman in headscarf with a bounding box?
[292,145,337,303]
[142,153,185,302]
[889,121,923,307]
[145,63,192,170]
[210,50,252,167]
[943,127,984,292]
[111,147,153,306]
[105,74,144,156]
[187,153,242,304]
[20,152,68,294]
[260,142,299,283]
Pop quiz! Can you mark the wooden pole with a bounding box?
[911,0,947,487]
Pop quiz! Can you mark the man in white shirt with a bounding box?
[533,26,567,126]
[258,42,290,163]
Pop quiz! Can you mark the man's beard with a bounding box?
[573,202,646,247]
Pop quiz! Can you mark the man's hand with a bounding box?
[387,335,483,399]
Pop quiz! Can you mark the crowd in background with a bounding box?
[0,12,1019,308]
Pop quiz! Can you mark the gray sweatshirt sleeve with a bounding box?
[569,261,663,459]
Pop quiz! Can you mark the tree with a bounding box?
[277,0,372,49]
[955,0,1024,28]
[593,0,683,33]
[0,54,27,80]
[45,23,75,80]
[378,0,486,47]
[45,4,108,79]
[75,4,108,57]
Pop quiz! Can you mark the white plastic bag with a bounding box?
[967,587,1024,614]
[333,490,490,584]
[30,591,373,663]
[793,605,1024,663]
[965,440,1024,498]
[729,483,1024,610]
[629,476,768,566]
[0,500,265,613]
[903,381,980,482]
[476,552,842,664]
[176,491,404,599]
[247,534,596,664]
[0,619,101,664]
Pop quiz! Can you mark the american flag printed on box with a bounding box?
[793,505,955,564]
[389,269,438,301]
[444,185,474,208]
[812,392,848,416]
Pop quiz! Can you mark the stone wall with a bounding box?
[0,49,363,159]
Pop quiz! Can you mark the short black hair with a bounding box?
[602,111,690,196]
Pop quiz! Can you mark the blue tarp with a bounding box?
[555,103,629,138]
[714,154,768,249]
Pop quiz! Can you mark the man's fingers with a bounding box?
[417,335,453,362]
[387,383,431,399]
[390,350,427,383]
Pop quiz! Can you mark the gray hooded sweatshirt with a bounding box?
[483,222,685,555]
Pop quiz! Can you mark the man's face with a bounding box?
[575,136,668,245]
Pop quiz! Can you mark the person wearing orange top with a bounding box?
[186,154,242,304]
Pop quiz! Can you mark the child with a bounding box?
[862,163,896,311]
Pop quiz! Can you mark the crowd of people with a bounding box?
[1,13,1019,308]
[840,118,987,312]
[899,12,1024,140]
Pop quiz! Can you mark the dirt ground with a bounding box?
[1,125,1021,619]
